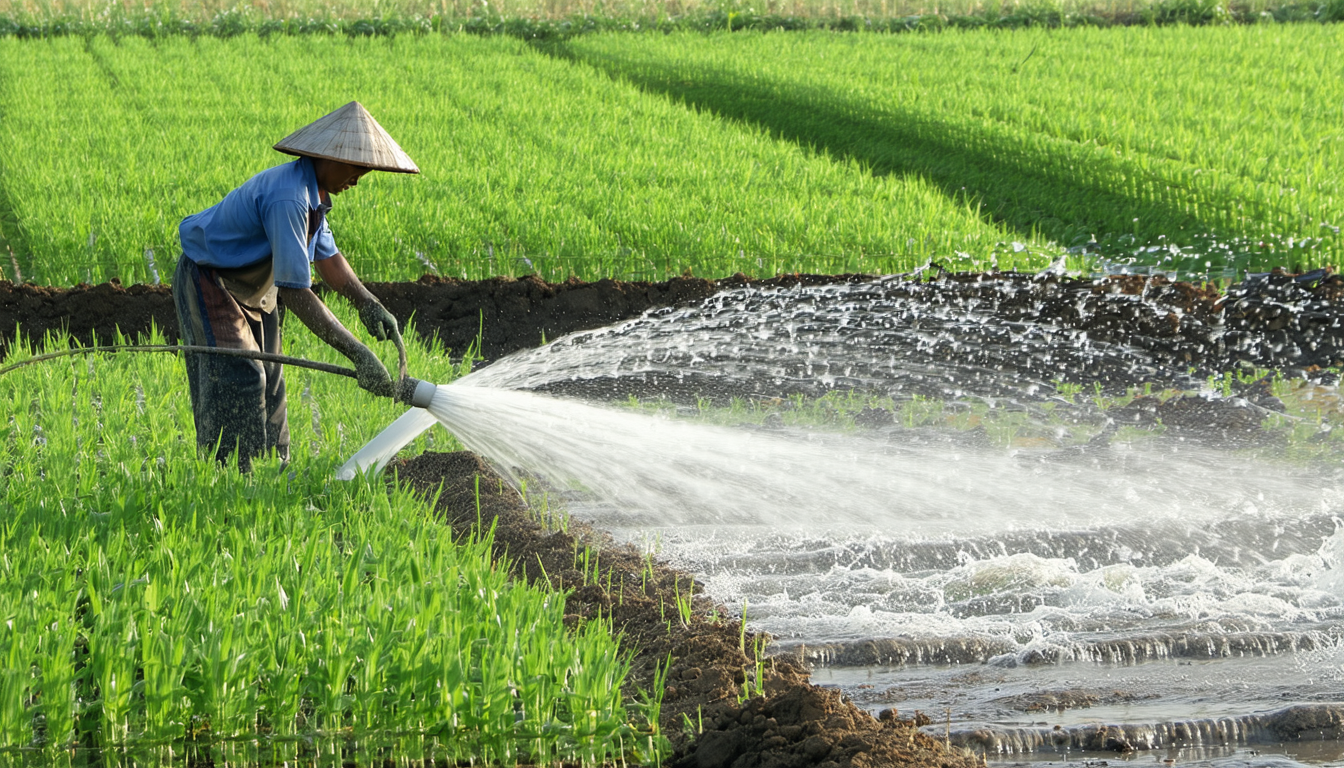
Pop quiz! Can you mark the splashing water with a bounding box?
[461,275,1193,401]
[344,279,1344,762]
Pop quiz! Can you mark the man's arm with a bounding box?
[263,202,395,397]
[314,253,376,307]
[278,285,394,397]
[277,284,365,358]
[314,254,400,342]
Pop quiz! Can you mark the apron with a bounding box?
[211,199,327,318]
[215,260,279,321]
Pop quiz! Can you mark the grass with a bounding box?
[0,300,666,765]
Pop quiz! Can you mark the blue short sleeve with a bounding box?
[264,200,314,289]
[313,218,339,261]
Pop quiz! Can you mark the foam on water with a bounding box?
[1315,527,1344,595]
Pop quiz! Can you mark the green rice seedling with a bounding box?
[682,712,698,736]
[588,549,601,586]
[633,654,673,763]
[309,610,355,736]
[736,637,768,702]
[641,550,658,593]
[34,599,81,750]
[138,606,190,747]
[738,599,749,653]
[674,577,694,628]
[0,595,33,750]
[751,637,767,698]
[0,301,664,765]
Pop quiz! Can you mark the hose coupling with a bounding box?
[396,377,437,408]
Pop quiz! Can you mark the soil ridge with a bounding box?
[393,451,979,768]
[0,273,866,361]
[5,269,1344,379]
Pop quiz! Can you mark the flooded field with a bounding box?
[418,277,1344,763]
[819,653,1344,761]
[665,516,1344,763]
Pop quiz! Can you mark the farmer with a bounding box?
[172,101,419,471]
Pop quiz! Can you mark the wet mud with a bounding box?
[991,688,1157,714]
[392,451,978,768]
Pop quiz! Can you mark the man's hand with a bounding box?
[350,345,395,398]
[359,299,400,342]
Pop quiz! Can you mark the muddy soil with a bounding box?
[6,267,1344,374]
[392,451,979,768]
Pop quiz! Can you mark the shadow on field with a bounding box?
[534,40,1231,250]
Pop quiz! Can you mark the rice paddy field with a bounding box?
[0,23,1340,286]
[2,14,1343,766]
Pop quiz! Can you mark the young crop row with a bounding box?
[0,33,1050,288]
[0,303,664,764]
[566,24,1344,273]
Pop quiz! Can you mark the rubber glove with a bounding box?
[359,299,400,342]
[351,345,395,398]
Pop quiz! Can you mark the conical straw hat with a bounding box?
[274,101,419,174]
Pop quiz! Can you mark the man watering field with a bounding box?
[173,102,418,470]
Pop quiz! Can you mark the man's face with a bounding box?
[313,158,372,195]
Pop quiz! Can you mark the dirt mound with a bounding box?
[0,273,868,361]
[0,279,175,350]
[369,273,874,362]
[874,267,1344,375]
[7,268,1344,376]
[391,451,978,768]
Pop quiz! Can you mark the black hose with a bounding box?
[0,344,357,379]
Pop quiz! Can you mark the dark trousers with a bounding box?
[172,254,290,471]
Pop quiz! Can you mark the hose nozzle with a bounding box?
[395,377,437,408]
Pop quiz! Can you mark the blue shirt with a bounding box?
[179,157,339,290]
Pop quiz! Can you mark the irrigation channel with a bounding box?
[348,275,1344,765]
